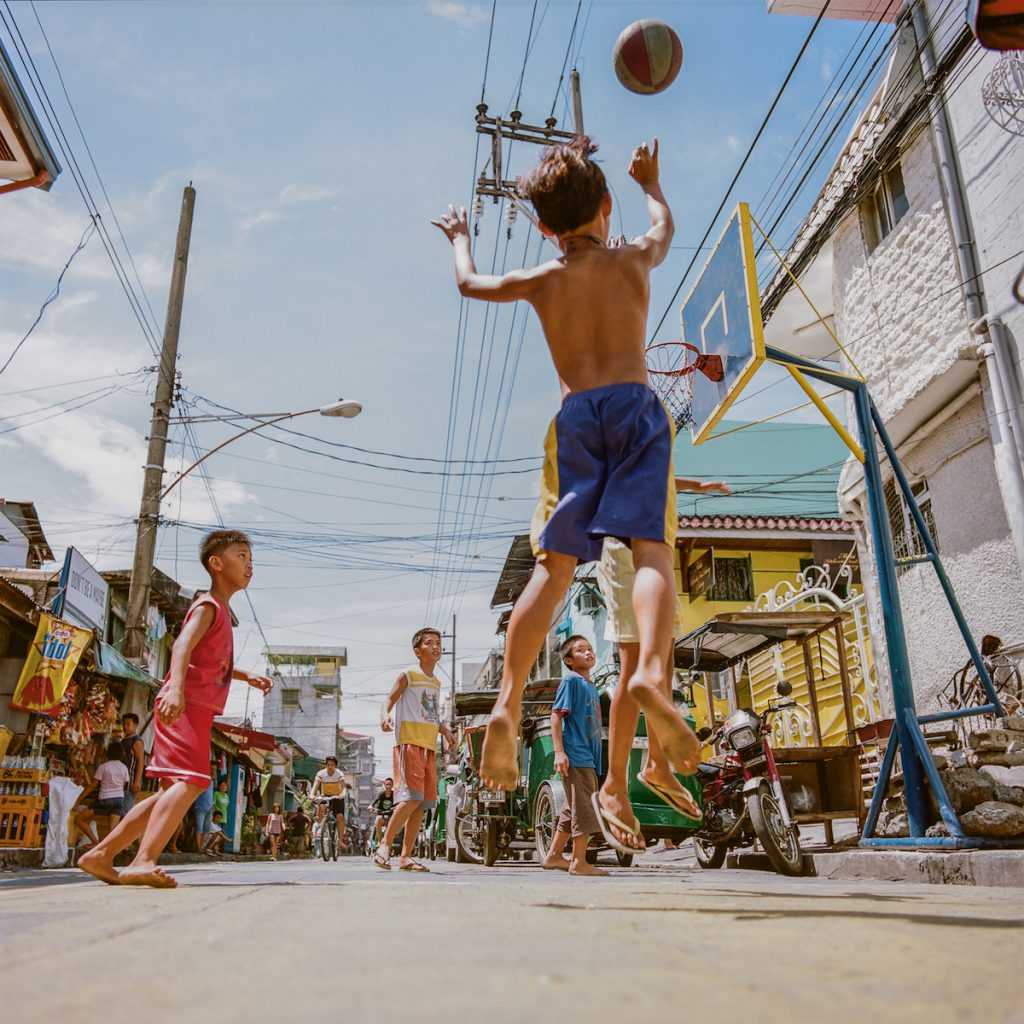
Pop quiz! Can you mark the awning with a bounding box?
[89,640,162,689]
[674,611,842,672]
[214,722,277,752]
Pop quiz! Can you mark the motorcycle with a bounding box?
[690,681,806,876]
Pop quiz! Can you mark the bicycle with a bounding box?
[312,798,339,862]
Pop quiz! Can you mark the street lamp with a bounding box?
[160,399,362,499]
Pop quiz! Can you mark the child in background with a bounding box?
[543,636,607,877]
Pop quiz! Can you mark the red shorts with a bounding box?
[393,744,437,808]
[147,702,215,788]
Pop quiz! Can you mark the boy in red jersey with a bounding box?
[78,531,272,888]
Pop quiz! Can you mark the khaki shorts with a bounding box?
[596,537,685,644]
[556,766,601,838]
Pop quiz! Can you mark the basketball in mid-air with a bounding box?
[612,20,683,95]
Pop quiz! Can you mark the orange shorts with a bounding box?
[393,743,437,808]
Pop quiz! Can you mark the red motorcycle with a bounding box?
[690,681,805,876]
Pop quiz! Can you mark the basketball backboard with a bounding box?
[681,202,766,443]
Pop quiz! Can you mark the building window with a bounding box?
[862,161,910,251]
[885,477,938,573]
[313,685,336,700]
[281,688,301,709]
[709,556,754,602]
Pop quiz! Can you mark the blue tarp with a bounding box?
[90,640,161,689]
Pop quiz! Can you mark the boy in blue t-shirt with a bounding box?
[543,635,607,876]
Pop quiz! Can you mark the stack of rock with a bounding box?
[874,715,1024,838]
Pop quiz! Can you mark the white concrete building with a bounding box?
[764,1,1024,712]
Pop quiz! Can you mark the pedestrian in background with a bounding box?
[266,803,284,860]
[73,739,129,849]
[121,713,146,812]
[193,771,215,853]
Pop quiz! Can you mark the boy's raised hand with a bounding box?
[628,138,660,187]
[431,205,471,244]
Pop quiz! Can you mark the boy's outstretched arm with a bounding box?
[629,139,674,267]
[432,205,540,302]
[232,666,273,693]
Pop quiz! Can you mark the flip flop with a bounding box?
[590,792,645,856]
[373,850,391,871]
[398,861,430,872]
[637,772,703,822]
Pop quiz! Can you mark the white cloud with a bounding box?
[725,134,741,154]
[278,183,349,206]
[237,210,282,233]
[425,1,488,27]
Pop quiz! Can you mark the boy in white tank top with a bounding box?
[376,627,456,871]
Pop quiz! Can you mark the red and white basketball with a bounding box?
[612,19,683,95]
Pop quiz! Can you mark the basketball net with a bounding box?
[646,341,724,433]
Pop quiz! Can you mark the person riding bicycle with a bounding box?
[310,756,347,841]
[371,777,396,848]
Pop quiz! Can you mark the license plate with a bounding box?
[479,789,505,803]
[631,737,649,750]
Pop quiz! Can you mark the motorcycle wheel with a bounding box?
[427,825,437,862]
[454,813,482,864]
[615,851,634,868]
[532,782,558,862]
[692,836,726,869]
[747,787,804,876]
[482,820,499,867]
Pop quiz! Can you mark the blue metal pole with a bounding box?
[902,708,964,838]
[852,384,930,836]
[862,727,899,839]
[869,398,1004,714]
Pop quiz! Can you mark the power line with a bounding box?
[0,218,96,377]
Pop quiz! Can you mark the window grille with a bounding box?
[281,688,300,709]
[885,477,938,573]
[708,556,754,602]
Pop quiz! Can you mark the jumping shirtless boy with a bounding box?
[433,136,700,848]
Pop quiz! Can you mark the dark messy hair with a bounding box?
[121,712,139,726]
[560,634,590,667]
[412,627,441,650]
[200,529,251,570]
[105,738,124,761]
[516,136,608,236]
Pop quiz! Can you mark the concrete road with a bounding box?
[1,856,1021,1024]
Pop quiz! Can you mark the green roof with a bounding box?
[673,420,848,519]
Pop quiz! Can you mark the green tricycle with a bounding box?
[443,675,702,867]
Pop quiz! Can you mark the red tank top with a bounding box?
[163,594,234,714]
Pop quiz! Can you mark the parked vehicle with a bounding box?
[690,681,806,876]
[445,677,703,868]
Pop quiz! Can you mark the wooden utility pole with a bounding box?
[123,185,196,660]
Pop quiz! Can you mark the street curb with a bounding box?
[726,847,1024,887]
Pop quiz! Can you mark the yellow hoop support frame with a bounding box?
[748,210,867,383]
[785,364,865,463]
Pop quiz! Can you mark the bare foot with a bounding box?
[543,853,571,871]
[480,709,519,790]
[569,861,608,876]
[78,849,120,885]
[597,784,646,851]
[119,864,177,889]
[629,678,701,773]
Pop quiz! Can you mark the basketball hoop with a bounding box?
[646,341,724,432]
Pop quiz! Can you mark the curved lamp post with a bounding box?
[160,399,362,500]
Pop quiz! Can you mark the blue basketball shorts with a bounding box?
[530,382,677,563]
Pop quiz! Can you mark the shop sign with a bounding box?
[51,546,109,631]
[9,613,93,715]
[810,539,860,586]
[687,548,716,601]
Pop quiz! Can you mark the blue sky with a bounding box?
[0,1,884,766]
